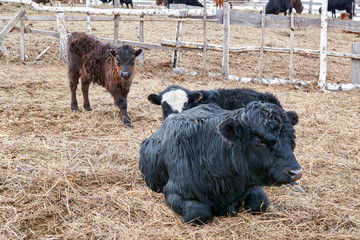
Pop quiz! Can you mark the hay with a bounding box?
[1,4,360,239]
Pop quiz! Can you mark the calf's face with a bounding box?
[111,45,142,81]
[147,87,202,119]
[218,101,302,186]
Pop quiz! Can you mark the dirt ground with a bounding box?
[1,2,360,239]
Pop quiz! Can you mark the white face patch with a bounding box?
[161,89,188,113]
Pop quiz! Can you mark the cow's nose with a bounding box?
[120,71,131,78]
[288,168,302,181]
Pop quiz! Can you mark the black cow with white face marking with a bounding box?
[139,102,302,224]
[147,85,299,126]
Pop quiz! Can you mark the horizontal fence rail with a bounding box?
[1,0,360,91]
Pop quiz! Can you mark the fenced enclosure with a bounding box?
[1,0,360,91]
[1,1,360,239]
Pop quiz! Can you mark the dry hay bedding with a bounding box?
[1,3,360,239]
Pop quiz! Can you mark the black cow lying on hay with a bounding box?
[139,102,302,224]
[147,85,299,126]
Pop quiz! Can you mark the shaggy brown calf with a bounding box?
[67,32,142,127]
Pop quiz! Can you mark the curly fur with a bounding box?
[139,102,302,224]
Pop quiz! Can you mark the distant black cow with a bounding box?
[319,0,355,19]
[139,102,302,224]
[120,0,133,8]
[265,0,292,14]
[147,85,299,126]
[166,0,203,8]
[100,0,133,8]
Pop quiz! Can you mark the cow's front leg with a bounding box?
[216,200,241,217]
[113,92,132,127]
[164,183,213,225]
[243,186,269,213]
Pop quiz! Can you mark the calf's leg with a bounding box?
[68,53,81,112]
[81,79,92,111]
[68,72,79,112]
[111,91,132,127]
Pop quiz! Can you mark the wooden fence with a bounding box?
[1,0,360,91]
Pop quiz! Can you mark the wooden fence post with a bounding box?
[258,5,266,83]
[56,12,68,64]
[0,9,25,59]
[289,11,295,83]
[86,0,91,33]
[114,0,120,45]
[202,0,207,75]
[318,0,328,90]
[20,4,25,61]
[172,20,183,68]
[308,0,313,14]
[351,43,360,84]
[222,2,230,80]
[138,6,145,67]
[0,39,10,58]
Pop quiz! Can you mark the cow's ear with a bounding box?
[188,92,202,104]
[286,110,299,126]
[110,49,116,57]
[135,49,142,57]
[147,94,162,105]
[217,118,249,145]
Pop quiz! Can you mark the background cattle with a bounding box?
[147,85,299,126]
[319,0,355,19]
[139,102,302,224]
[165,0,203,8]
[33,0,52,5]
[265,0,292,15]
[100,0,133,8]
[67,32,142,127]
[120,0,133,8]
[287,0,304,15]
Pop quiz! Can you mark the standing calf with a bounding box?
[140,102,302,224]
[67,32,142,127]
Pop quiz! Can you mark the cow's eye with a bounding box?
[253,135,268,148]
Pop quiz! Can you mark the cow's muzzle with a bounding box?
[120,71,132,79]
[287,168,302,182]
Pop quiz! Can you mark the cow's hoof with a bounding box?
[125,123,134,129]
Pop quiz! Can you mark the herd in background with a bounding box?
[27,0,357,20]
[66,31,303,224]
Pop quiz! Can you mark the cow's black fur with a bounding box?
[166,0,203,8]
[319,0,354,19]
[147,85,299,126]
[139,102,302,224]
[265,0,292,14]
[100,0,133,8]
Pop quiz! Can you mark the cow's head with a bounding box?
[110,45,142,83]
[293,0,304,13]
[217,101,302,186]
[147,85,202,119]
